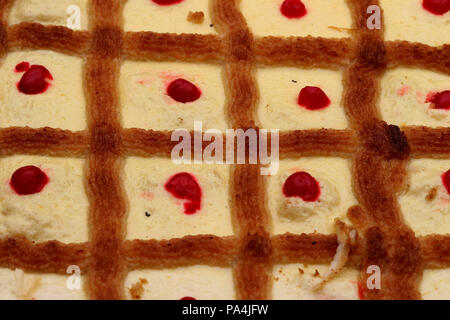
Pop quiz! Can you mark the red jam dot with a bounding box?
[281,0,307,19]
[443,170,450,194]
[423,0,450,15]
[15,62,30,73]
[10,166,49,195]
[17,65,53,95]
[167,78,201,103]
[152,0,183,6]
[164,172,202,214]
[282,171,320,202]
[180,296,196,300]
[428,90,450,110]
[298,86,331,110]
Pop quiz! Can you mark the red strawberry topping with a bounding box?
[298,86,331,110]
[281,0,307,19]
[164,172,202,214]
[10,166,49,195]
[442,170,450,194]
[422,0,450,15]
[282,171,320,202]
[16,63,53,95]
[152,0,183,6]
[427,90,450,110]
[167,79,201,103]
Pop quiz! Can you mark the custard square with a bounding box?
[120,61,227,131]
[241,0,352,38]
[0,268,87,300]
[399,159,450,236]
[272,264,359,300]
[381,0,450,47]
[0,50,86,131]
[420,269,450,300]
[9,0,89,30]
[123,0,216,34]
[124,157,233,240]
[0,155,88,243]
[125,266,235,300]
[379,68,450,128]
[256,67,348,130]
[267,157,357,235]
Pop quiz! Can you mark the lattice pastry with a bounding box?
[0,0,448,300]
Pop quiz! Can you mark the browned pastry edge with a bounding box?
[0,237,89,274]
[124,235,238,269]
[0,127,89,157]
[0,0,447,301]
[271,233,338,264]
[404,126,450,158]
[254,36,354,68]
[419,235,450,269]
[212,0,270,300]
[385,41,450,75]
[84,0,126,300]
[1,232,449,272]
[344,0,423,300]
[123,31,224,63]
[7,23,91,55]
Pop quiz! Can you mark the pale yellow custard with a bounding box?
[124,0,216,34]
[0,50,86,131]
[267,157,357,235]
[256,67,348,130]
[124,157,233,240]
[120,60,227,131]
[9,0,89,30]
[241,0,352,38]
[125,266,235,300]
[0,268,87,300]
[420,269,450,300]
[272,264,359,300]
[379,68,450,128]
[381,0,450,47]
[399,159,450,236]
[0,155,88,243]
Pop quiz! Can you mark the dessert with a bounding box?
[0,0,448,300]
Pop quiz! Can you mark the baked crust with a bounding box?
[0,0,448,300]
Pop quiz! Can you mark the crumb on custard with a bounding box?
[128,278,148,300]
[187,11,205,24]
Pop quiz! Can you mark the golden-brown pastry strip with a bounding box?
[0,237,89,274]
[0,127,89,157]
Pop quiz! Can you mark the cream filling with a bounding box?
[420,269,450,300]
[381,0,450,47]
[124,266,235,300]
[9,0,89,30]
[241,0,352,38]
[0,155,88,243]
[0,50,86,131]
[123,0,216,34]
[268,157,357,234]
[124,157,233,240]
[379,68,450,128]
[0,268,86,300]
[399,159,450,236]
[272,263,359,300]
[120,60,227,131]
[256,67,348,130]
